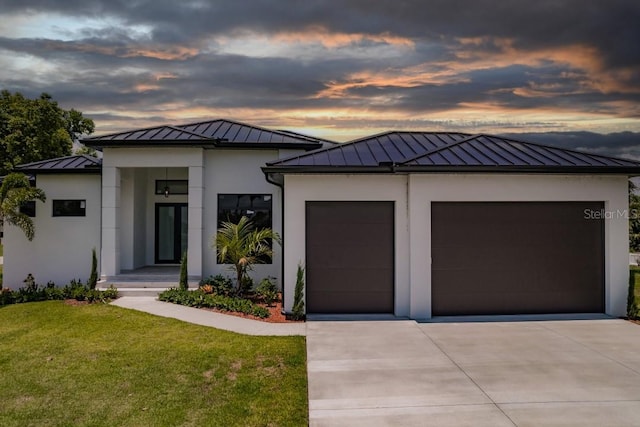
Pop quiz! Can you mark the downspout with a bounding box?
[264,171,287,315]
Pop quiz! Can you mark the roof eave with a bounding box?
[262,165,640,175]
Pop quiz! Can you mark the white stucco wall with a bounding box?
[100,147,289,288]
[3,174,101,288]
[282,174,411,315]
[282,173,630,319]
[203,149,284,286]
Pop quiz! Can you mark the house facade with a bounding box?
[4,121,640,320]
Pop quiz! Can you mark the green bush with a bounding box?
[291,263,305,320]
[89,247,98,290]
[199,274,234,296]
[256,276,279,306]
[0,276,118,307]
[629,270,639,319]
[178,251,189,291]
[158,288,269,318]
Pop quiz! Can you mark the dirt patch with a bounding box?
[63,299,89,306]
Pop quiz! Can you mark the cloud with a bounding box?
[0,0,638,140]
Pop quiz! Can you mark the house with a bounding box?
[3,119,329,291]
[3,121,640,319]
[263,132,640,319]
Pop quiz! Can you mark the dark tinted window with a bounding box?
[20,201,36,217]
[52,200,86,217]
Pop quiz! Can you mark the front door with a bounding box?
[155,203,188,264]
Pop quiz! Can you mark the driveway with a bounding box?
[306,319,640,426]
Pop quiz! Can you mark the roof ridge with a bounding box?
[176,118,324,143]
[267,130,474,166]
[82,124,213,141]
[398,134,483,165]
[499,135,640,166]
[399,133,640,167]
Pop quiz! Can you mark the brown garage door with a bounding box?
[432,202,604,316]
[306,201,394,314]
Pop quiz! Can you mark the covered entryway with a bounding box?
[306,201,394,314]
[431,202,605,316]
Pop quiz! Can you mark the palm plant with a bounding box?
[0,173,46,241]
[215,216,281,294]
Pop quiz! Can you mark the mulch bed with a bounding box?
[201,296,303,323]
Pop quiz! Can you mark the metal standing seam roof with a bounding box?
[15,155,102,173]
[82,119,328,149]
[264,131,640,173]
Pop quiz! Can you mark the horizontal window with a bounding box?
[155,180,188,196]
[20,201,36,217]
[52,200,86,217]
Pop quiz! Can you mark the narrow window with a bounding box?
[155,180,188,195]
[52,200,86,217]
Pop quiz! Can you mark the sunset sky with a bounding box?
[1,1,639,156]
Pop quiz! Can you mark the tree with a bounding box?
[215,216,281,294]
[0,91,95,175]
[0,173,46,241]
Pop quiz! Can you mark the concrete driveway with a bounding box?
[306,319,640,426]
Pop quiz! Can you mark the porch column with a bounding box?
[188,165,204,280]
[101,166,120,278]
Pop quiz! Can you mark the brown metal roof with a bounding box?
[83,119,328,150]
[264,131,640,174]
[15,155,102,173]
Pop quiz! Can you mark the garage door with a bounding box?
[306,201,394,314]
[432,202,604,316]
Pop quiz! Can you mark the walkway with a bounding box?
[111,296,305,336]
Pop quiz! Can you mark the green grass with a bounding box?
[0,301,308,426]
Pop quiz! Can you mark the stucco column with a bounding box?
[188,165,204,280]
[101,166,120,278]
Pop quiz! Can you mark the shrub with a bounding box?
[0,276,118,307]
[89,247,98,290]
[199,275,234,296]
[629,270,639,319]
[178,251,188,291]
[291,263,305,320]
[256,276,278,306]
[158,288,269,318]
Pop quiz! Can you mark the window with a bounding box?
[217,194,273,264]
[217,194,272,229]
[19,201,36,217]
[155,180,188,195]
[52,200,86,217]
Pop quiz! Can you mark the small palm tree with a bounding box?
[0,173,46,241]
[215,216,281,294]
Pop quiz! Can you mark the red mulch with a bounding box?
[201,296,303,323]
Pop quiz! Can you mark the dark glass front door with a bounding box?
[155,203,188,264]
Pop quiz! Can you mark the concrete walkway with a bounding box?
[307,319,640,427]
[111,296,305,336]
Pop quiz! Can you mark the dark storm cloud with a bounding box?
[503,131,640,160]
[3,0,639,71]
[1,0,639,142]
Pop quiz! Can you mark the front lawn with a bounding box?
[0,301,308,426]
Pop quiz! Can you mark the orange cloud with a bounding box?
[273,25,415,49]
